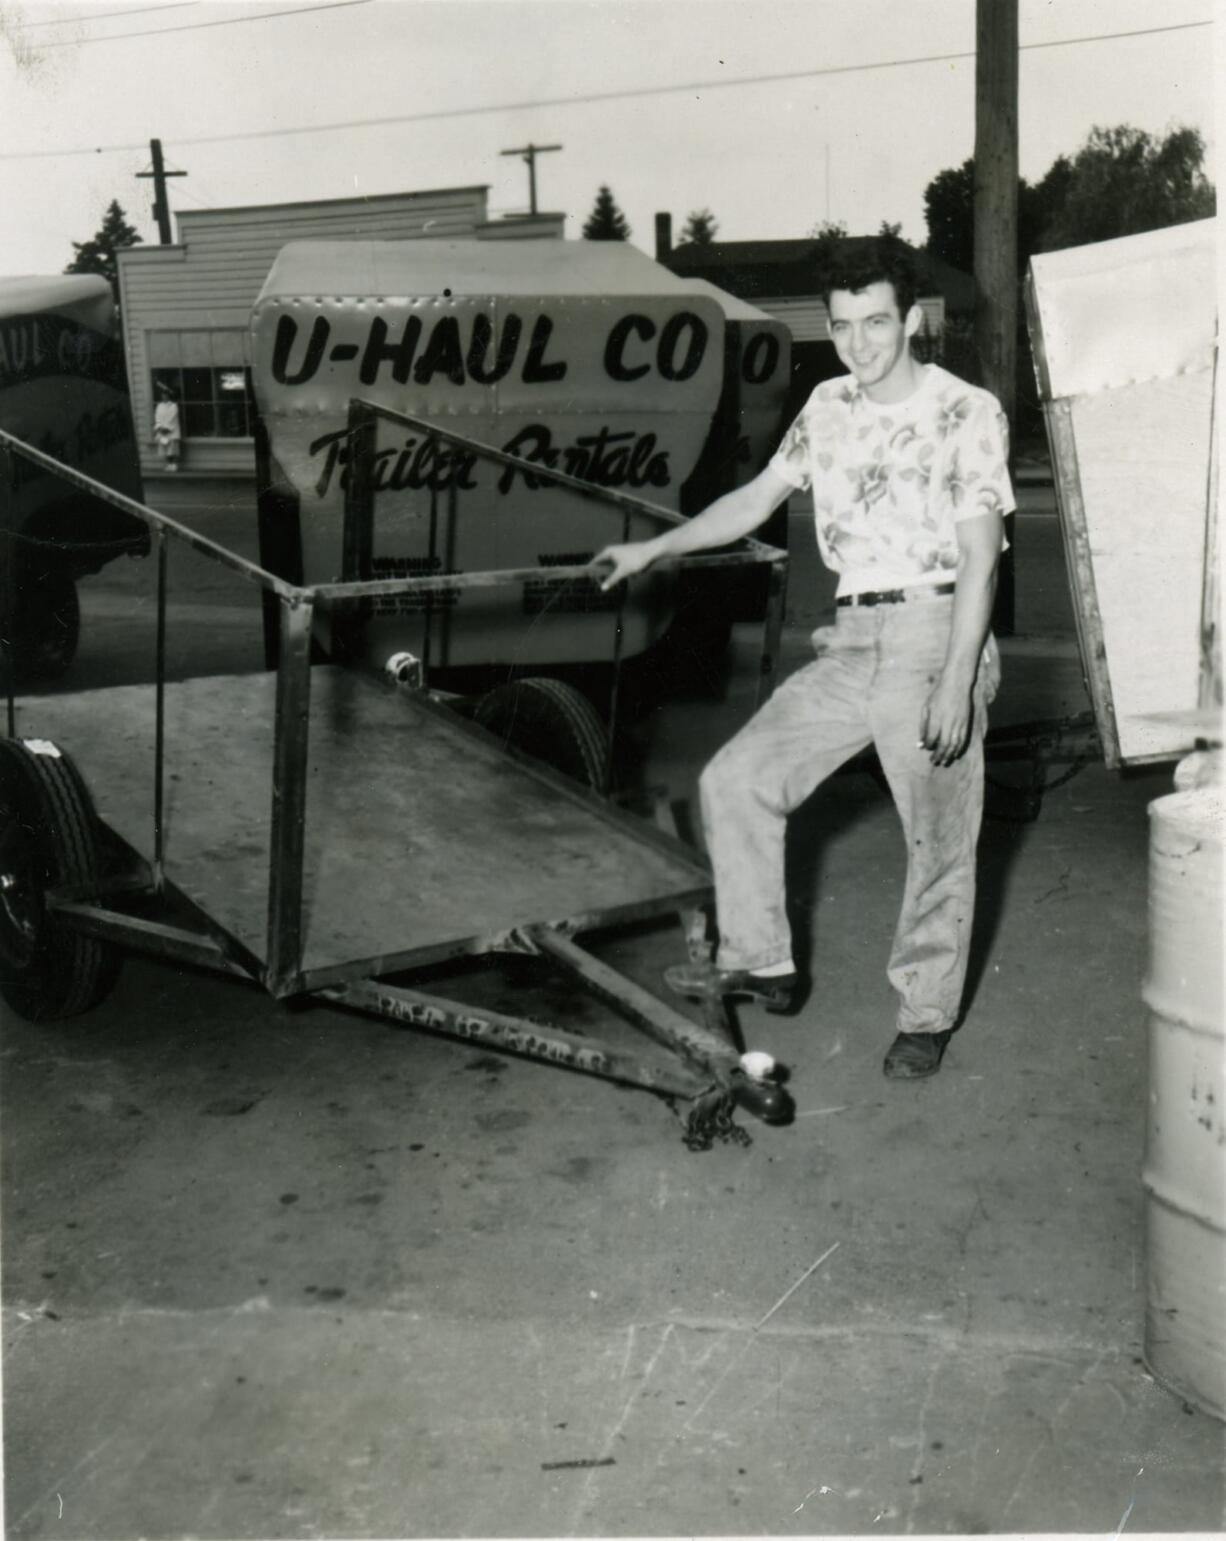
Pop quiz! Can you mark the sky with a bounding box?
[0,0,1218,279]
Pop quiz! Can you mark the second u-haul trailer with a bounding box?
[0,274,147,678]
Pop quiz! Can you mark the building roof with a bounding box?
[174,184,491,222]
[258,237,709,301]
[254,239,778,331]
[664,237,976,313]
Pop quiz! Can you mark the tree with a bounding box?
[678,208,719,246]
[924,156,1068,272]
[923,160,975,272]
[1020,156,1073,259]
[924,124,1214,272]
[1039,124,1215,251]
[582,185,631,241]
[64,200,142,300]
[806,218,847,242]
[878,220,903,239]
[805,219,850,280]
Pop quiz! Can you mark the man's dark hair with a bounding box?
[817,234,919,318]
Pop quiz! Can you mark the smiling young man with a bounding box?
[595,236,1013,1079]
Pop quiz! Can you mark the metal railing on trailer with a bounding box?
[0,417,793,1144]
[335,398,789,777]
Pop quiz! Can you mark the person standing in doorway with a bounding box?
[594,235,1013,1079]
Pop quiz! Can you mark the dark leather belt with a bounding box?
[837,581,956,608]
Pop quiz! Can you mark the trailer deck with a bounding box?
[22,666,711,982]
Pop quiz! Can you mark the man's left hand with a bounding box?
[919,674,974,767]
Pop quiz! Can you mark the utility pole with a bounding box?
[500,142,562,217]
[974,0,1018,633]
[137,138,187,245]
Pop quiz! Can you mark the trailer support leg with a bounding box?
[265,596,314,995]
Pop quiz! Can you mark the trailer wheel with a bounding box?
[12,564,80,680]
[474,677,609,791]
[0,739,119,1020]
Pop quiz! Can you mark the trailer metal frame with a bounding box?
[0,411,792,1142]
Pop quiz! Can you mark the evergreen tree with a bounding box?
[582,185,631,241]
[64,200,143,300]
[678,208,719,246]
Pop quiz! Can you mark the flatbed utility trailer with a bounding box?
[0,408,793,1145]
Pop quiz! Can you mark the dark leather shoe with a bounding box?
[883,1028,953,1079]
[663,960,798,1014]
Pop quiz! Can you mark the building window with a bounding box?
[147,329,256,439]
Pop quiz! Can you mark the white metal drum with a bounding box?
[1142,782,1225,1419]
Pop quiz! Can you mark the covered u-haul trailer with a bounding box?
[676,276,793,506]
[0,274,147,678]
[1025,219,1220,767]
[677,277,792,625]
[249,239,789,674]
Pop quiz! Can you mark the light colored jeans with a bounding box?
[699,596,999,1035]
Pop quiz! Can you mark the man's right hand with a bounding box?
[592,541,658,591]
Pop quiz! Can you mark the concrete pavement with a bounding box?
[4,741,1222,1537]
[3,486,1224,1537]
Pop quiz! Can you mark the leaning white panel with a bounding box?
[1026,218,1218,767]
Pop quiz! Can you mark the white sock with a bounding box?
[750,959,794,978]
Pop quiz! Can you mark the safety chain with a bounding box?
[676,1090,752,1153]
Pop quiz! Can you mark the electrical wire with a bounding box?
[17,3,199,29]
[17,0,372,50]
[0,15,1211,159]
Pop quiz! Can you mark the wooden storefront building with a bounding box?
[116,186,563,486]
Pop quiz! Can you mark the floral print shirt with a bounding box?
[769,363,1014,597]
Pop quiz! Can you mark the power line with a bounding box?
[0,15,1211,159]
[18,3,199,29]
[23,0,372,49]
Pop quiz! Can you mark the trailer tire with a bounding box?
[12,564,80,680]
[0,739,119,1021]
[474,677,609,791]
